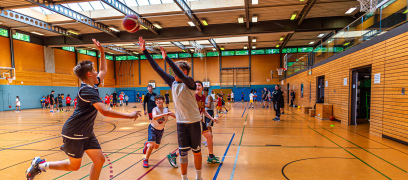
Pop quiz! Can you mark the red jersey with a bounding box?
[66,97,71,104]
[195,94,206,114]
[217,97,222,106]
[119,94,124,100]
[74,98,77,106]
[105,96,109,103]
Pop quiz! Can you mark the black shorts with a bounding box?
[205,110,214,127]
[280,102,284,108]
[148,124,164,144]
[222,100,225,106]
[66,104,70,106]
[202,121,209,133]
[50,101,54,105]
[59,104,63,107]
[60,136,101,159]
[166,99,169,104]
[177,121,202,153]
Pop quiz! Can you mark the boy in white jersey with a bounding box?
[140,37,203,180]
[249,90,254,108]
[143,95,175,168]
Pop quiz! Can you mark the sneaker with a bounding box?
[266,106,269,108]
[26,157,46,180]
[202,141,207,147]
[262,106,265,108]
[167,154,178,168]
[143,159,149,168]
[207,156,221,164]
[281,112,285,114]
[273,117,278,120]
[215,114,219,118]
[275,117,280,121]
[143,142,148,155]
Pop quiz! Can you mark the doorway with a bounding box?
[0,90,3,111]
[287,83,290,103]
[316,76,325,102]
[350,66,372,125]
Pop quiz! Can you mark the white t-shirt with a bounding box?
[211,93,216,100]
[231,92,234,98]
[151,107,169,130]
[268,91,271,98]
[249,93,254,101]
[16,98,20,106]
[171,82,201,123]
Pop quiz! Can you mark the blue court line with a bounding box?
[230,114,248,180]
[241,108,246,118]
[213,133,235,180]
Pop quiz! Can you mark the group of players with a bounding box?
[40,91,75,113]
[25,37,230,180]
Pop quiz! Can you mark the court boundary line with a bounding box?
[230,113,248,180]
[213,133,235,180]
[136,148,179,180]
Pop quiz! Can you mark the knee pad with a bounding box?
[147,142,154,148]
[179,149,189,164]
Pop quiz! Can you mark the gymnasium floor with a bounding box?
[1,102,408,180]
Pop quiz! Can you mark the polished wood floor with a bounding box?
[1,102,408,180]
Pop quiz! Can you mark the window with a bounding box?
[87,50,96,56]
[152,54,163,59]
[140,55,147,60]
[62,46,75,52]
[116,56,127,60]
[206,52,219,57]
[235,50,249,55]
[333,47,344,53]
[221,51,234,56]
[127,56,138,60]
[178,53,191,58]
[78,49,87,54]
[106,55,113,60]
[0,28,8,37]
[13,32,30,42]
[193,53,205,58]
[250,49,265,55]
[168,53,178,59]
[282,48,297,53]
[298,47,313,53]
[266,49,280,54]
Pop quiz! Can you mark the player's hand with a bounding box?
[213,117,219,124]
[138,37,146,51]
[131,111,142,121]
[144,111,147,115]
[169,112,176,118]
[92,39,104,52]
[159,46,167,59]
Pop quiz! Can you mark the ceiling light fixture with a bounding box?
[318,33,325,38]
[252,38,256,43]
[202,20,208,26]
[109,27,120,32]
[244,46,248,49]
[252,16,258,22]
[345,7,357,14]
[153,23,162,29]
[133,52,139,54]
[309,41,315,45]
[212,48,216,51]
[67,30,80,35]
[31,31,44,36]
[238,17,244,23]
[290,14,297,20]
[252,45,256,49]
[252,0,258,5]
[276,44,280,48]
[220,47,225,50]
[188,22,195,26]
[280,37,284,41]
[190,49,195,51]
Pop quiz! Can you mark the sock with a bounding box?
[39,162,49,171]
[196,169,202,180]
[182,174,188,180]
[209,154,214,158]
[171,152,178,157]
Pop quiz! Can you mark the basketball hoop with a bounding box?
[277,68,286,76]
[6,77,13,85]
[266,78,271,82]
[189,41,206,60]
[358,0,378,12]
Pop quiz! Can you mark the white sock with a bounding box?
[39,162,50,171]
[196,169,201,180]
[182,174,188,180]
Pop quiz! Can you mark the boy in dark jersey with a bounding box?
[58,94,63,112]
[50,90,55,113]
[143,84,157,120]
[26,39,141,180]
[140,37,203,180]
[165,91,170,108]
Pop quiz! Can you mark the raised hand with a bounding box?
[132,111,142,121]
[92,39,104,52]
[159,46,167,59]
[139,36,146,51]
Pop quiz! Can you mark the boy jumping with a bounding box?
[140,37,203,180]
[26,39,141,180]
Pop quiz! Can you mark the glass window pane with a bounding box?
[0,28,8,37]
[150,0,162,5]
[124,0,139,6]
[41,7,54,14]
[89,1,104,10]
[67,3,84,11]
[78,2,94,11]
[162,0,174,3]
[137,0,150,6]
[30,7,46,15]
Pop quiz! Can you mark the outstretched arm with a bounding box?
[162,46,195,90]
[93,39,107,81]
[139,37,174,87]
[203,110,219,124]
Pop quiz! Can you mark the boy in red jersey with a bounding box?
[65,95,72,112]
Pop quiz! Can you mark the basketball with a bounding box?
[330,116,335,121]
[123,15,140,33]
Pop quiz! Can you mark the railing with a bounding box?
[286,0,408,77]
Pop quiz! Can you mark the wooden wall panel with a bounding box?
[193,57,219,84]
[54,49,75,75]
[51,73,79,87]
[251,54,281,85]
[78,54,97,67]
[0,36,11,68]
[285,31,408,142]
[221,56,249,68]
[140,59,166,87]
[14,40,44,72]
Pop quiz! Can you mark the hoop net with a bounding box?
[277,68,285,76]
[6,77,13,85]
[189,41,206,60]
[266,78,271,82]
[358,0,378,12]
